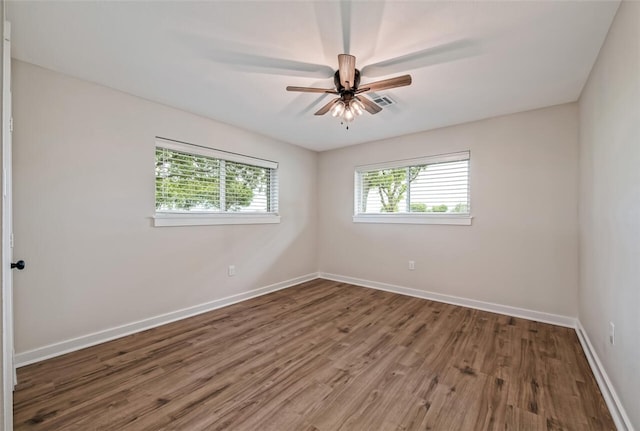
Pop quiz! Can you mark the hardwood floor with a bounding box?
[14,279,614,430]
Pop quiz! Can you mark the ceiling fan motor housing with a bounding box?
[334,69,361,93]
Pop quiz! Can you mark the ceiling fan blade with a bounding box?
[286,86,339,94]
[355,96,382,115]
[357,75,412,93]
[209,49,335,78]
[315,98,341,116]
[361,39,479,78]
[178,32,337,78]
[338,54,356,90]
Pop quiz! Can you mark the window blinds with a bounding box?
[155,139,278,214]
[355,151,470,215]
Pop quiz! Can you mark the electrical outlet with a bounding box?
[609,322,615,345]
[408,260,415,271]
[228,265,236,277]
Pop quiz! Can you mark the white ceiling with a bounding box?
[8,1,619,152]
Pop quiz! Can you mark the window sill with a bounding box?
[352,214,472,225]
[153,212,281,227]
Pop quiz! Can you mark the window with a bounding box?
[354,151,471,225]
[154,138,279,226]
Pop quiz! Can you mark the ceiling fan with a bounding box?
[286,54,411,126]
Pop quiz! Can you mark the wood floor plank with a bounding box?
[13,280,615,430]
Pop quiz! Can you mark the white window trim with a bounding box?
[154,138,280,227]
[153,212,280,227]
[353,214,472,225]
[354,150,471,225]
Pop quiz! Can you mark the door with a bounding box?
[2,20,13,431]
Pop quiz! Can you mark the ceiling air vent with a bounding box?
[372,95,396,107]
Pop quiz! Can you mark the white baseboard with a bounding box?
[318,272,576,328]
[575,321,634,431]
[15,271,632,430]
[15,273,320,367]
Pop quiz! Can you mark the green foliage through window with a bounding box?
[155,147,276,213]
[361,167,423,212]
[410,203,427,212]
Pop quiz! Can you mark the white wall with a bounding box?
[318,104,579,317]
[11,60,318,354]
[578,2,639,428]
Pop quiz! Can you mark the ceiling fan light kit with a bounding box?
[286,54,412,129]
[330,100,345,117]
[330,97,364,124]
